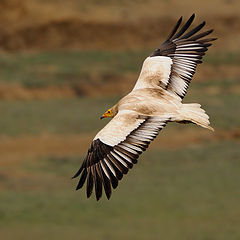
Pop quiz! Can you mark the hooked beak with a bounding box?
[100,114,106,120]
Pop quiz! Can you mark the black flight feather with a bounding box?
[172,14,195,39]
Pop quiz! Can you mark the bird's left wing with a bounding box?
[73,110,170,200]
[133,14,216,99]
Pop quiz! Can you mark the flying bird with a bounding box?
[73,14,216,200]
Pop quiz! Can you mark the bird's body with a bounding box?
[73,14,216,200]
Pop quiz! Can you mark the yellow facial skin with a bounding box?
[100,109,114,119]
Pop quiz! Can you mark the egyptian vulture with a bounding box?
[73,14,216,200]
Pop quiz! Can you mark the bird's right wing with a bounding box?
[72,110,170,200]
[133,14,216,99]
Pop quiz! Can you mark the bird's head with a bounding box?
[100,105,118,119]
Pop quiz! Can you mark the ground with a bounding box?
[0,1,240,239]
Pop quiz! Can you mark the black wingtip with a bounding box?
[176,16,183,26]
[203,29,214,36]
[76,183,82,191]
[201,21,206,27]
[210,37,218,41]
[87,192,92,198]
[188,29,215,41]
[86,169,94,198]
[96,196,101,201]
[172,13,196,39]
[75,168,88,190]
[188,13,195,23]
[72,168,82,179]
[178,16,183,24]
[95,188,102,201]
[179,20,206,40]
[166,16,183,41]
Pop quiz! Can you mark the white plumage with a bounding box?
[73,14,216,200]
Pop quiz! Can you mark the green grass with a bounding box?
[0,49,238,239]
[0,86,238,136]
[183,85,240,130]
[0,50,238,88]
[192,77,240,88]
[0,97,118,135]
[0,50,148,87]
[205,52,240,66]
[0,141,240,239]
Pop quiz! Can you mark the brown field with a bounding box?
[0,1,240,239]
[0,0,239,100]
[0,63,239,100]
[0,0,239,51]
[1,128,240,162]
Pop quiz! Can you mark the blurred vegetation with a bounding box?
[1,141,240,239]
[0,50,239,88]
[0,89,239,136]
[0,50,147,87]
[0,0,240,239]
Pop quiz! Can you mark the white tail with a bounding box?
[177,103,214,131]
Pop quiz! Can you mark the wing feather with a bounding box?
[172,14,195,39]
[73,14,216,200]
[99,163,112,199]
[94,165,103,201]
[165,16,182,40]
[73,111,169,200]
[86,167,94,198]
[135,14,216,99]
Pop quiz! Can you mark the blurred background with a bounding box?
[0,0,240,239]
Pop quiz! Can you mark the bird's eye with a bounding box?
[108,110,110,113]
